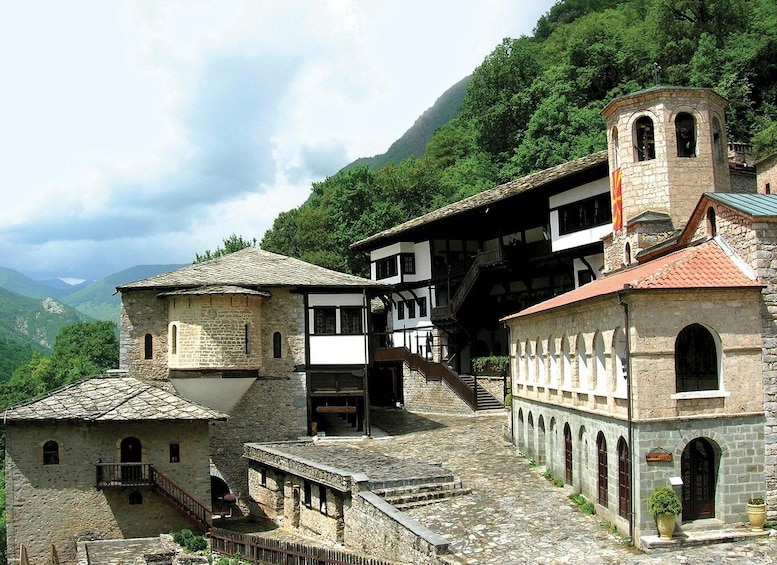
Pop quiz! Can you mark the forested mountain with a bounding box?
[261,0,777,277]
[0,267,75,300]
[342,75,472,172]
[61,264,186,322]
[0,287,89,353]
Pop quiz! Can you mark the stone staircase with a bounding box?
[372,479,471,510]
[459,374,503,410]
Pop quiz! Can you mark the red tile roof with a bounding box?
[502,239,760,321]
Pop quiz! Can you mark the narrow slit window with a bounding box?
[169,443,180,463]
[144,333,153,360]
[244,324,250,355]
[171,324,178,355]
[273,332,282,358]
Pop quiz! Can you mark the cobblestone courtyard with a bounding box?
[357,408,777,564]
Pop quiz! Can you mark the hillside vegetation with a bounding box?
[261,0,777,276]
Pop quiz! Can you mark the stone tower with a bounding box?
[601,87,730,271]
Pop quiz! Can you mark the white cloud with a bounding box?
[0,0,555,280]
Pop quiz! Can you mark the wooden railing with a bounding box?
[432,248,506,323]
[151,467,211,532]
[96,463,210,532]
[96,463,152,487]
[211,528,396,565]
[375,347,475,409]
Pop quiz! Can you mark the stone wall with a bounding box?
[169,294,263,370]
[686,198,777,516]
[509,288,763,422]
[344,490,448,565]
[402,365,473,415]
[120,289,170,381]
[210,376,307,496]
[757,154,777,194]
[6,420,211,565]
[514,397,764,548]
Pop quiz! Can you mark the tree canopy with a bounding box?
[260,0,777,277]
[195,234,257,263]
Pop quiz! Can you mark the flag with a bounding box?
[612,167,623,231]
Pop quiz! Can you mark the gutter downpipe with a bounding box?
[617,287,635,542]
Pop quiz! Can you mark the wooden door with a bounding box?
[682,438,715,520]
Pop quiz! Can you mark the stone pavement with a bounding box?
[352,408,777,564]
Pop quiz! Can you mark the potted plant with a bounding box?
[648,486,682,540]
[747,496,767,532]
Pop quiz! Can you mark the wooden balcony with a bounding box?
[96,463,152,487]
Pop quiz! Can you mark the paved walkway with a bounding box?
[351,408,777,564]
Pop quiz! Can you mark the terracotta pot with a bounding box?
[656,513,676,540]
[747,503,767,532]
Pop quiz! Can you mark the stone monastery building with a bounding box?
[502,87,777,546]
[5,85,777,561]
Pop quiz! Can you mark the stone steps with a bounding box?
[459,375,504,410]
[372,480,471,510]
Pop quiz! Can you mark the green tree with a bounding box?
[753,122,777,160]
[195,234,257,263]
[49,321,119,387]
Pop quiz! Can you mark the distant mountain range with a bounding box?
[0,75,467,375]
[0,263,185,346]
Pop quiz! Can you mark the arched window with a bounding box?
[527,340,535,382]
[144,333,153,360]
[597,432,608,507]
[536,338,545,385]
[561,336,571,388]
[594,332,605,393]
[577,334,588,390]
[712,117,723,162]
[43,440,59,465]
[675,112,696,157]
[635,116,655,161]
[613,328,628,397]
[706,207,717,238]
[617,437,631,519]
[611,127,620,169]
[273,332,282,358]
[129,491,143,505]
[625,242,631,265]
[548,337,558,387]
[675,324,718,392]
[170,324,178,355]
[564,423,573,485]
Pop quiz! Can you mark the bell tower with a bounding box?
[601,87,730,271]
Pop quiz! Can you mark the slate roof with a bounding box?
[4,376,227,422]
[705,193,777,218]
[351,151,608,251]
[116,247,384,291]
[502,238,761,321]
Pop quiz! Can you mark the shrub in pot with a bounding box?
[648,486,682,540]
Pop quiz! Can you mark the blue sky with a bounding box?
[0,0,555,282]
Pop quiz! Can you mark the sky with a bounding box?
[0,0,556,283]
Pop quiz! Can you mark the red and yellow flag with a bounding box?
[611,167,623,231]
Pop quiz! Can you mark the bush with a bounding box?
[172,528,208,553]
[648,486,681,516]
